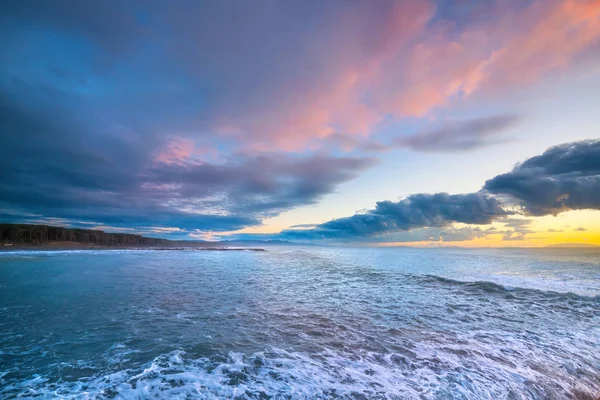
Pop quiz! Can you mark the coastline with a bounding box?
[0,241,265,252]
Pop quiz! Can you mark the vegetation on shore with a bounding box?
[0,224,185,247]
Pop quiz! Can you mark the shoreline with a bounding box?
[0,241,265,252]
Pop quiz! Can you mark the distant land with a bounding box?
[3,224,596,250]
[223,239,316,247]
[0,224,288,250]
[544,243,600,248]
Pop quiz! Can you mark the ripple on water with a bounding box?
[1,247,600,399]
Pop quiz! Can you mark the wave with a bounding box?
[415,274,600,302]
[3,347,599,400]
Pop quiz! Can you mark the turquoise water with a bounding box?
[1,247,599,399]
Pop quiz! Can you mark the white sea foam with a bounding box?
[4,345,599,400]
[2,247,599,399]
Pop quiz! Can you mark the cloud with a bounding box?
[387,226,499,243]
[2,1,599,238]
[325,114,520,153]
[501,218,533,228]
[0,87,375,232]
[370,0,600,118]
[288,224,319,229]
[257,140,600,242]
[547,229,564,233]
[501,229,535,241]
[391,115,519,152]
[278,192,508,240]
[227,225,501,244]
[2,1,598,152]
[232,224,514,244]
[492,217,535,240]
[484,140,600,215]
[575,227,588,232]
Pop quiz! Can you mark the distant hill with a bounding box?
[545,243,600,248]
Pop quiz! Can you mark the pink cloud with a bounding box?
[482,0,600,89]
[167,0,600,152]
[375,0,600,117]
[297,2,592,149]
[171,1,433,151]
[153,137,218,165]
[153,137,196,165]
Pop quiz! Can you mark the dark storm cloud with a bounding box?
[2,0,598,240]
[277,192,508,240]
[0,0,534,153]
[229,139,597,242]
[484,140,600,216]
[1,0,388,233]
[0,87,374,232]
[1,0,421,149]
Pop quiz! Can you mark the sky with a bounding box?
[1,0,599,247]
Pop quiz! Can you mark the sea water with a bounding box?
[1,247,599,399]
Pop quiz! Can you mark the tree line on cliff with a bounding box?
[0,224,183,246]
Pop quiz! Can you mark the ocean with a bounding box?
[0,247,599,399]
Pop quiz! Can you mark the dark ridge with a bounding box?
[0,223,199,247]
